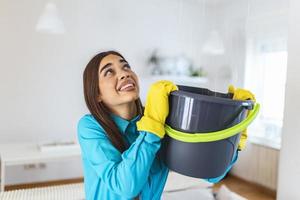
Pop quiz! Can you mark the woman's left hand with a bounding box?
[136,80,178,138]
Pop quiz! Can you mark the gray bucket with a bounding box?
[159,85,255,179]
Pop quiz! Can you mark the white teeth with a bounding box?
[120,83,134,91]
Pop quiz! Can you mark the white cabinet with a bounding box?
[0,143,81,191]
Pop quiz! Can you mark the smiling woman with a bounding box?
[97,53,140,119]
[77,50,177,200]
[82,51,143,153]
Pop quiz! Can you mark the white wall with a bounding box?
[0,0,216,184]
[0,0,209,144]
[277,0,300,199]
[201,1,248,91]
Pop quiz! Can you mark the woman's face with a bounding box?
[98,54,140,108]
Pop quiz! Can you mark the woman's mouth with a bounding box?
[119,83,135,92]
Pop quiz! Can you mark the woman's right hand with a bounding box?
[228,84,256,150]
[136,80,178,138]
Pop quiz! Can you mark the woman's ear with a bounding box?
[97,95,102,102]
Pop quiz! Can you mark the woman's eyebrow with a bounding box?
[100,63,112,74]
[119,59,128,64]
[99,59,128,74]
[99,63,112,74]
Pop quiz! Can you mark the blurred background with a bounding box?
[0,0,299,199]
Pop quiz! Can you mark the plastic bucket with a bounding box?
[159,85,259,178]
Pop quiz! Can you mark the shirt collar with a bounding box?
[110,113,141,134]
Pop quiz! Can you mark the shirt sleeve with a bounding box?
[77,116,162,198]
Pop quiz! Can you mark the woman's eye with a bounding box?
[104,69,113,76]
[123,64,131,69]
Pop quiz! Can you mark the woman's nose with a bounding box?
[119,73,130,80]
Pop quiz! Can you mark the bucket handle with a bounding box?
[241,100,254,110]
[165,103,260,143]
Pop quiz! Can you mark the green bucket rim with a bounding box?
[165,103,260,143]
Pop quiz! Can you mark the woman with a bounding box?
[77,50,248,200]
[78,50,177,200]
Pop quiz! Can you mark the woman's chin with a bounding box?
[119,90,139,100]
[122,93,139,102]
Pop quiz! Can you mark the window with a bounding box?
[244,36,288,148]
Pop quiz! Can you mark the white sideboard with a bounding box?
[0,143,81,191]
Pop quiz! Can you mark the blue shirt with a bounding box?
[77,113,238,200]
[77,114,169,200]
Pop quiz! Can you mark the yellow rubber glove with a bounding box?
[136,80,178,138]
[228,85,256,150]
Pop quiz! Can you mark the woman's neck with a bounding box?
[110,101,138,120]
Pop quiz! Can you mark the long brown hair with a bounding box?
[83,51,144,153]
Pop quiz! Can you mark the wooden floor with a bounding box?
[6,175,276,200]
[213,175,276,200]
